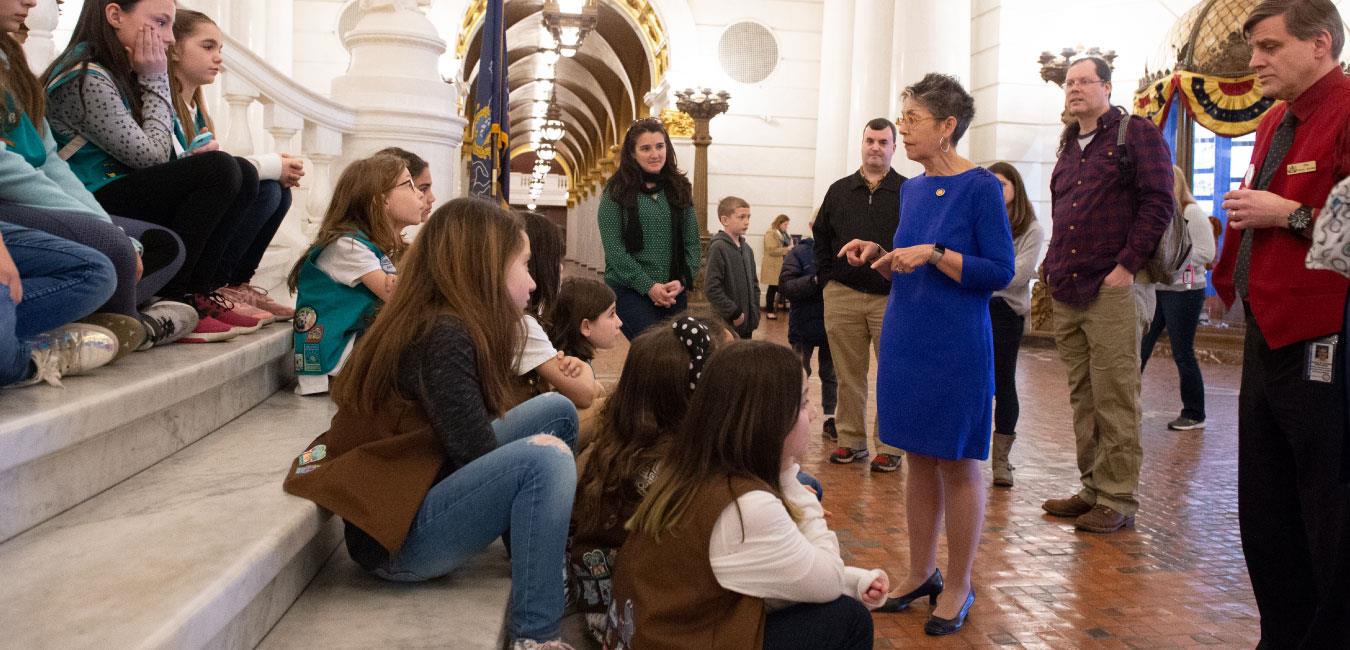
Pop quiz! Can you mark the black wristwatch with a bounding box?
[929,244,946,265]
[1288,205,1313,235]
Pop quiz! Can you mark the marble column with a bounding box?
[330,0,465,199]
[846,0,895,155]
[810,0,855,209]
[891,0,972,175]
[20,0,61,73]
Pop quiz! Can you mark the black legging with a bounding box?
[765,285,779,312]
[0,201,182,316]
[763,596,873,650]
[990,297,1025,436]
[94,150,252,297]
[218,175,291,287]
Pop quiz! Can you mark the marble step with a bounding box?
[0,390,341,650]
[260,541,512,649]
[0,325,294,542]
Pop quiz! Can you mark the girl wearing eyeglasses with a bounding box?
[287,154,423,395]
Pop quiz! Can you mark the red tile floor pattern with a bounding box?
[590,314,1258,649]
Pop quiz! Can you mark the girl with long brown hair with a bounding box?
[288,154,422,396]
[607,341,887,650]
[985,161,1045,488]
[168,8,301,321]
[44,0,264,343]
[284,197,579,650]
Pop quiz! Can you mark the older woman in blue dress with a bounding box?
[839,74,1013,636]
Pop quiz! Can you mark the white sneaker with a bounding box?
[14,324,118,388]
[138,300,200,350]
[511,640,575,650]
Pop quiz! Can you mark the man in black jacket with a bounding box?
[812,118,907,472]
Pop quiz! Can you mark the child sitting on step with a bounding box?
[283,198,578,650]
[548,277,622,365]
[568,315,721,642]
[287,154,422,395]
[606,341,888,650]
[514,211,602,409]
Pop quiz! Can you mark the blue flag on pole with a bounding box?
[469,0,509,203]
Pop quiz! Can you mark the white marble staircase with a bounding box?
[0,325,513,649]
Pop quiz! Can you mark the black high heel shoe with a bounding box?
[923,590,975,636]
[875,569,943,613]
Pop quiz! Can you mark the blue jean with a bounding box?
[1140,288,1206,421]
[373,392,579,642]
[610,282,687,340]
[796,470,823,502]
[0,222,116,384]
[794,342,836,415]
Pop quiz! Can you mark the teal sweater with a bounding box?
[597,189,701,293]
[0,51,114,223]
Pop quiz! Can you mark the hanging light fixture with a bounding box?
[542,0,597,58]
[533,159,552,175]
[535,79,555,98]
[536,142,557,161]
[532,100,550,119]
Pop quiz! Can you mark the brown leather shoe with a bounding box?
[1074,504,1135,533]
[1041,494,1093,518]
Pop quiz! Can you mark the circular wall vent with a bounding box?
[717,22,779,84]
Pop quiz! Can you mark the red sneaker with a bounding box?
[178,315,241,343]
[192,292,262,334]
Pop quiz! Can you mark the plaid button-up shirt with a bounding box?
[1044,108,1175,306]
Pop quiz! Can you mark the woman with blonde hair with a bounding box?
[761,214,791,319]
[1140,165,1216,431]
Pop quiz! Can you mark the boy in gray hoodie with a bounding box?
[705,196,760,339]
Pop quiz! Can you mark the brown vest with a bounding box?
[282,398,444,554]
[605,475,769,650]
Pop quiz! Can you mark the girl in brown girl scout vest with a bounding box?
[605,341,888,650]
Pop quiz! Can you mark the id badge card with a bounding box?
[1305,335,1337,383]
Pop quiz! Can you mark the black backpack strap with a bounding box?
[1114,106,1136,183]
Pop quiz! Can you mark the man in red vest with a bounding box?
[1209,0,1350,645]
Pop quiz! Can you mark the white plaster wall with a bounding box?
[291,0,350,96]
[686,0,825,263]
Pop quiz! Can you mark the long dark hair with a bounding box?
[574,322,704,535]
[628,341,804,538]
[1056,56,1114,157]
[548,277,616,361]
[45,1,157,124]
[2,29,46,134]
[520,211,563,319]
[603,118,692,210]
[987,162,1036,239]
[332,198,524,417]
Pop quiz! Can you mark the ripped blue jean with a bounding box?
[374,392,578,643]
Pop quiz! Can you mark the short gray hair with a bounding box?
[900,73,976,146]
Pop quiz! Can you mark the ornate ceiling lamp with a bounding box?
[542,0,598,58]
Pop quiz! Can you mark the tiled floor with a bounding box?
[590,311,1257,649]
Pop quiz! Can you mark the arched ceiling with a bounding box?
[461,1,657,191]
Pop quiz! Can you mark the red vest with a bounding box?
[1212,69,1350,349]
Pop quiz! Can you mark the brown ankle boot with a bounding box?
[991,432,1014,487]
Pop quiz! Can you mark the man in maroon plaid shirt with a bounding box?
[1039,57,1175,534]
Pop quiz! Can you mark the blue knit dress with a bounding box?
[877,168,1015,461]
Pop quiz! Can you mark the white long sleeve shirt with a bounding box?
[708,464,884,610]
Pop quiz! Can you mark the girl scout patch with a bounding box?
[298,444,327,465]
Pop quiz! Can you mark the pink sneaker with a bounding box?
[216,287,275,326]
[191,292,262,334]
[225,283,294,320]
[178,315,241,343]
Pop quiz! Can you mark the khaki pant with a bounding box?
[1052,284,1144,516]
[823,282,902,455]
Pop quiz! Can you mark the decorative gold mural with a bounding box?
[659,108,694,139]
